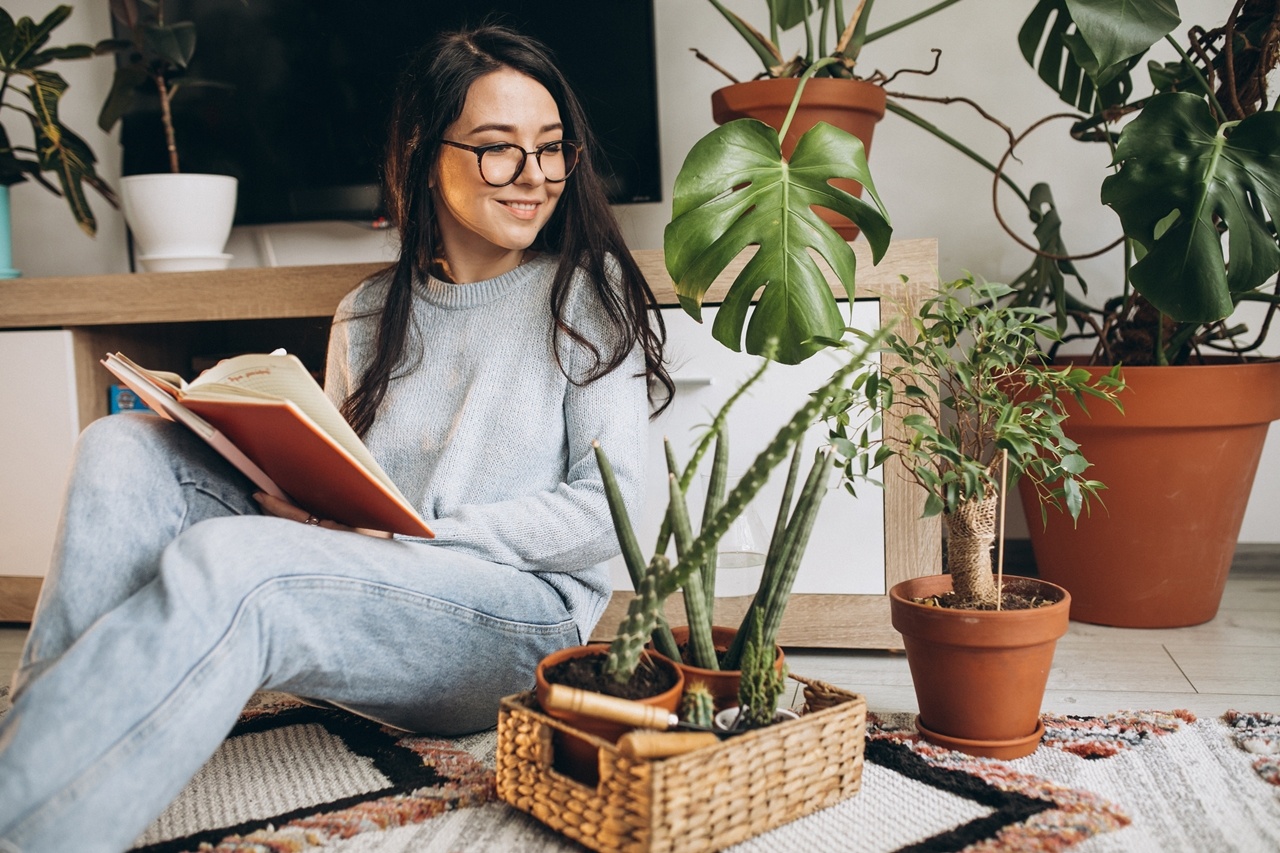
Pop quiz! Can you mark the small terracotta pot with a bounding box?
[710,77,886,240]
[666,625,786,711]
[1021,360,1280,627]
[889,575,1069,760]
[534,644,683,784]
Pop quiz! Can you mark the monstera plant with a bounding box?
[664,59,893,364]
[891,0,1280,630]
[0,5,116,235]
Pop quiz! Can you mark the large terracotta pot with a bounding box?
[534,644,683,784]
[667,625,786,712]
[1020,360,1280,628]
[710,77,886,240]
[890,574,1069,760]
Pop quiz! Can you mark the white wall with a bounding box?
[9,0,1279,542]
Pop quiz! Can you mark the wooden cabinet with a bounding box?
[0,240,940,644]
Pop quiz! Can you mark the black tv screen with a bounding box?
[116,0,662,225]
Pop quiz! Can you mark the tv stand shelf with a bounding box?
[0,239,941,640]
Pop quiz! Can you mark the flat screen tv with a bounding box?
[116,0,662,225]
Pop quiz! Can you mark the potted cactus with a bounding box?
[873,274,1123,758]
[535,331,883,771]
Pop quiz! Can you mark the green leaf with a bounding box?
[1101,93,1280,322]
[771,0,813,31]
[922,493,944,518]
[143,21,196,69]
[664,117,891,364]
[1018,0,1137,112]
[1060,453,1088,474]
[98,63,148,132]
[1064,0,1179,73]
[26,74,103,235]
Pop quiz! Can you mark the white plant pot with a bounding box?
[120,173,238,271]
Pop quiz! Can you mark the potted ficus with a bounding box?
[893,0,1280,627]
[873,274,1123,759]
[0,4,117,274]
[97,0,238,271]
[695,0,964,240]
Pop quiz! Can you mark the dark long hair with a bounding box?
[340,24,672,436]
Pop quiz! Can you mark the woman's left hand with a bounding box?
[253,492,393,539]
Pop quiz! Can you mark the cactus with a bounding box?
[598,331,887,682]
[724,446,836,669]
[681,681,715,730]
[605,555,667,681]
[667,469,718,669]
[738,612,787,728]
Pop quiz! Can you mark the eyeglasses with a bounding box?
[439,139,580,187]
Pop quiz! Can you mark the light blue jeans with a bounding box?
[0,414,581,853]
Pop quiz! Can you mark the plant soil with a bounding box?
[913,590,1056,610]
[542,654,677,701]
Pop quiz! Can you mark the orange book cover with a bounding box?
[102,352,434,538]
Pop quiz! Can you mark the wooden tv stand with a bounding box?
[0,239,940,645]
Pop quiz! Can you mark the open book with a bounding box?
[101,351,433,538]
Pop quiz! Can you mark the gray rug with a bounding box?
[2,687,1278,851]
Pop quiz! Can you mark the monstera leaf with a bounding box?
[1101,93,1280,323]
[664,118,892,364]
[1018,0,1176,113]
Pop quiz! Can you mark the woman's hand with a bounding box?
[252,492,393,539]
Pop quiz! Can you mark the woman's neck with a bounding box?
[432,247,530,284]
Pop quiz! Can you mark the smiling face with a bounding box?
[431,68,568,283]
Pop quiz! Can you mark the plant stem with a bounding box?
[779,57,837,142]
[864,0,964,45]
[886,101,1031,208]
[1165,34,1228,124]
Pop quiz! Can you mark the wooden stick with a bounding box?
[997,449,1008,610]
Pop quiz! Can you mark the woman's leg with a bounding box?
[0,515,578,853]
[12,414,259,698]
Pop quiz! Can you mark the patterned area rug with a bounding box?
[2,688,1278,851]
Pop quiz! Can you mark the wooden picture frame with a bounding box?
[592,238,942,650]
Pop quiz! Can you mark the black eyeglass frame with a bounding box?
[438,139,581,187]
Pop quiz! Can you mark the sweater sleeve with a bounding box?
[419,276,650,575]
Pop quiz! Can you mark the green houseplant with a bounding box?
[0,4,116,247]
[96,0,238,271]
[878,274,1123,758]
[537,334,882,726]
[950,0,1280,628]
[665,63,892,364]
[693,1,966,243]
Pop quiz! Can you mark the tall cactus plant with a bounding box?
[597,331,885,682]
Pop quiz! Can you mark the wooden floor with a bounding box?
[2,548,1277,720]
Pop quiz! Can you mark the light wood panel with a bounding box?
[0,576,41,623]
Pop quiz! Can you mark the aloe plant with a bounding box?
[0,5,117,235]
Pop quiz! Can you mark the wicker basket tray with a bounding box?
[496,674,866,853]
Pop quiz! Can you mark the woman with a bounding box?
[0,25,670,853]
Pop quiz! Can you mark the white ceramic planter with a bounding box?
[120,173,238,271]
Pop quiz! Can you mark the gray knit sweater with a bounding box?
[323,254,648,641]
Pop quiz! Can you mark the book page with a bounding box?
[187,353,400,496]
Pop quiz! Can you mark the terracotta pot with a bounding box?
[666,625,786,711]
[710,78,886,240]
[1020,360,1280,628]
[890,574,1069,759]
[534,644,683,784]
